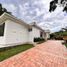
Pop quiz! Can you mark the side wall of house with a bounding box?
[45,32,50,40]
[0,36,5,48]
[4,20,29,47]
[46,32,50,39]
[29,27,41,42]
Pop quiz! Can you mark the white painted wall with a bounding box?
[45,32,50,40]
[0,19,49,48]
[0,37,5,44]
[29,27,41,42]
[29,27,50,42]
[0,36,6,48]
[4,20,29,46]
[47,33,50,38]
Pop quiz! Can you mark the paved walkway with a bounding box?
[0,40,67,67]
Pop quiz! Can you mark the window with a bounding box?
[0,23,5,36]
[40,31,43,37]
[28,28,32,32]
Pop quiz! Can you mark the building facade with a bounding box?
[0,13,50,48]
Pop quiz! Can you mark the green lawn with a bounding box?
[65,44,67,48]
[0,44,34,61]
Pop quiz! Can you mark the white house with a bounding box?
[0,13,50,48]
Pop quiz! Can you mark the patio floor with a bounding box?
[0,40,67,67]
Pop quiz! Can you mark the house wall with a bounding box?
[0,36,6,48]
[45,32,50,40]
[0,20,49,48]
[29,27,41,42]
[4,20,29,47]
[0,37,5,44]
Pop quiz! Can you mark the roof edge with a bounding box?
[0,12,30,28]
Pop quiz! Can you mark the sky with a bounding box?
[0,0,67,33]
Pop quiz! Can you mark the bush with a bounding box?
[65,44,67,48]
[55,36,63,40]
[34,37,45,42]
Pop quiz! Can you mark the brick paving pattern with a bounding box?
[0,40,67,67]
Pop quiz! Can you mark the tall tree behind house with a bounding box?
[0,3,11,16]
[49,0,67,12]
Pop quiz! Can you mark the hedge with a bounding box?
[34,37,45,42]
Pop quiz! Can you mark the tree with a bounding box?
[62,27,67,31]
[49,0,67,12]
[0,3,11,16]
[0,4,3,15]
[49,0,57,12]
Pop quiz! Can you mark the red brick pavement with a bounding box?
[0,40,67,67]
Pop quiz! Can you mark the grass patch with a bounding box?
[0,44,34,61]
[65,44,67,48]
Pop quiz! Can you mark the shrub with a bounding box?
[55,36,63,40]
[34,37,45,42]
[65,44,67,48]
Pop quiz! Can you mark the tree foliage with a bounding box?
[0,3,11,16]
[62,27,67,31]
[50,27,67,39]
[49,0,67,12]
